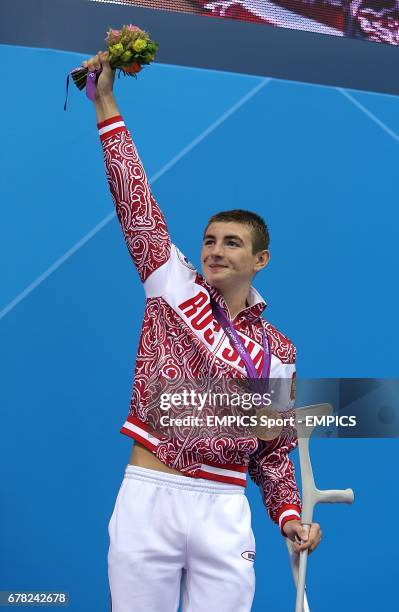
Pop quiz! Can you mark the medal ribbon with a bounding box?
[64,67,102,111]
[211,300,271,381]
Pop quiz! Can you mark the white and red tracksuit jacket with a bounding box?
[97,114,301,533]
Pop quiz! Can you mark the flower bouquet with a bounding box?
[64,24,158,110]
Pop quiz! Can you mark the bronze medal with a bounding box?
[251,406,283,441]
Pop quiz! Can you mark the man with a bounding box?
[83,51,322,611]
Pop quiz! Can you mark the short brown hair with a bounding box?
[204,209,270,254]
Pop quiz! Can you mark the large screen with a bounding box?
[90,1,399,46]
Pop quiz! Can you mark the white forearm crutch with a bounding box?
[286,403,355,612]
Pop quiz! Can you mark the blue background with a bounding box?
[1,44,398,610]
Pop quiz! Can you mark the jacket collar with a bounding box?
[195,273,267,323]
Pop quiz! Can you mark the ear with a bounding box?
[254,249,270,273]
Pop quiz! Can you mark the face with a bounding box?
[201,222,270,290]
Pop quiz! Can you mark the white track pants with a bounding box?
[108,465,256,612]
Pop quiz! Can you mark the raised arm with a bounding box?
[84,51,171,282]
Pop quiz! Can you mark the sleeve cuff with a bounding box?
[97,115,126,142]
[275,504,301,536]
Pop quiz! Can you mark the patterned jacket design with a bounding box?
[97,114,301,533]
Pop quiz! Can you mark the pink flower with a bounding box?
[127,24,140,32]
[106,28,122,44]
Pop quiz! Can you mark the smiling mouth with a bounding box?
[208,264,228,269]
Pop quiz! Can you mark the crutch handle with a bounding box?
[317,488,354,505]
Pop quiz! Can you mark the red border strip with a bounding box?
[197,469,246,487]
[202,458,247,472]
[97,114,123,129]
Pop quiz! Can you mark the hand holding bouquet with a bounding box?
[64,24,158,110]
